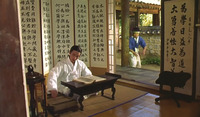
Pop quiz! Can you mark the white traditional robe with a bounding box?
[47,57,92,95]
[129,37,141,68]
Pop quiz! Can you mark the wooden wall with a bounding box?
[0,0,27,117]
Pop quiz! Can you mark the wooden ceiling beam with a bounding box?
[139,9,159,14]
[115,0,161,14]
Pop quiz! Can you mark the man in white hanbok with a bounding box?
[47,45,92,98]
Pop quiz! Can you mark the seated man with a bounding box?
[47,45,93,99]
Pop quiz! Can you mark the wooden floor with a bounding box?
[45,82,200,117]
[113,52,200,117]
[92,92,200,117]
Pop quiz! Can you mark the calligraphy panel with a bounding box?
[20,0,42,73]
[52,0,74,64]
[74,0,90,66]
[164,0,195,95]
[41,0,53,75]
[89,0,108,68]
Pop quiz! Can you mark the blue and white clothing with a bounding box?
[129,36,146,52]
[129,36,146,68]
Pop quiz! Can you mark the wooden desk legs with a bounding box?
[111,86,116,100]
[78,95,84,111]
[101,89,104,96]
[69,92,84,111]
[101,85,116,100]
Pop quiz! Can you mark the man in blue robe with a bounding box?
[129,27,147,68]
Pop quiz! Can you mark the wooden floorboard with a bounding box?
[46,82,200,117]
[92,93,200,117]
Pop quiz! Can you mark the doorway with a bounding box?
[116,50,160,86]
[113,0,161,86]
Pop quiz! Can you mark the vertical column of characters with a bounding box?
[52,0,74,64]
[89,0,107,68]
[41,0,53,74]
[169,3,178,72]
[75,0,90,66]
[178,3,188,70]
[20,0,42,73]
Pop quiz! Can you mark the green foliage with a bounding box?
[141,55,160,65]
[140,14,153,26]
[118,19,122,35]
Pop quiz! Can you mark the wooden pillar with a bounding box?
[121,0,130,66]
[130,16,135,35]
[135,9,140,27]
[0,0,28,117]
[153,13,160,26]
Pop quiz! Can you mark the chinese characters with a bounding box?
[52,0,74,63]
[75,0,89,65]
[90,0,107,67]
[164,1,194,72]
[41,0,53,74]
[20,0,42,73]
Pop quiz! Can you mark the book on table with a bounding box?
[73,75,106,84]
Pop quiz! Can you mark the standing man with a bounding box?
[47,45,92,98]
[129,27,147,68]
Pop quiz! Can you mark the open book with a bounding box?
[73,75,106,84]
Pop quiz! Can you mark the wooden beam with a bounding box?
[115,0,161,14]
[139,9,159,14]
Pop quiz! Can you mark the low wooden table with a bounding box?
[61,72,121,111]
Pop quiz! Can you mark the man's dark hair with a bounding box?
[70,45,82,54]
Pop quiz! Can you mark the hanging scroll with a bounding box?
[20,0,42,73]
[164,0,195,95]
[41,0,53,75]
[89,0,107,68]
[74,0,90,66]
[52,0,74,64]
